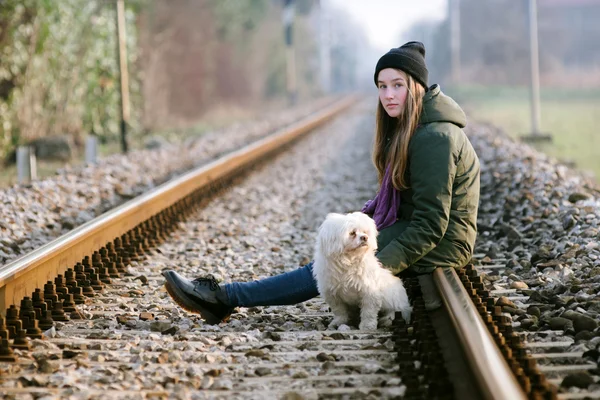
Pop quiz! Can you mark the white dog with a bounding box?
[312,212,412,330]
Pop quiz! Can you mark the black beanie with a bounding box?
[374,41,428,89]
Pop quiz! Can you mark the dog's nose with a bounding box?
[359,234,368,243]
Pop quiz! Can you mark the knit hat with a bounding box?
[374,41,428,89]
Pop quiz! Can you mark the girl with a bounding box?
[162,42,481,325]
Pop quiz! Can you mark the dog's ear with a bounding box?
[370,218,379,238]
[317,216,346,256]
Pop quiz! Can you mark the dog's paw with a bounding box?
[378,315,394,328]
[401,307,412,324]
[359,320,377,331]
[328,317,348,329]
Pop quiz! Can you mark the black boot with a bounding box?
[162,270,234,324]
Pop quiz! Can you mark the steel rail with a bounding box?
[433,267,527,400]
[0,96,356,313]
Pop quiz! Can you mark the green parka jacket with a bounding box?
[375,84,480,275]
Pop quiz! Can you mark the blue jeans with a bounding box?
[224,262,319,307]
[223,261,424,308]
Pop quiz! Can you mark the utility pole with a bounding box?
[116,0,130,153]
[529,0,541,136]
[449,0,461,84]
[522,0,551,142]
[283,0,297,106]
[318,0,331,94]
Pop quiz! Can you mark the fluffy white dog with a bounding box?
[312,212,412,330]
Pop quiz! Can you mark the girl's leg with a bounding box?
[225,262,319,307]
[162,262,319,325]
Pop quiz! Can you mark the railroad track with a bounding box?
[470,255,593,400]
[470,246,599,399]
[0,97,566,399]
[466,144,600,400]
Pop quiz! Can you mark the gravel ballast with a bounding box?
[1,97,600,396]
[468,122,600,394]
[0,98,335,267]
[0,100,405,398]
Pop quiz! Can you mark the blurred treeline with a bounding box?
[0,0,138,161]
[0,0,360,163]
[407,0,600,87]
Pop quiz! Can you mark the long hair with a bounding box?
[372,73,425,191]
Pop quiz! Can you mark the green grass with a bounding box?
[447,85,600,183]
[0,159,74,187]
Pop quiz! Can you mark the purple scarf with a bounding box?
[361,165,401,231]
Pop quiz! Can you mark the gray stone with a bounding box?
[561,372,594,389]
[496,296,516,308]
[574,330,594,341]
[561,310,582,321]
[586,301,600,313]
[527,306,541,318]
[245,349,266,358]
[519,319,535,329]
[568,192,592,203]
[502,306,525,316]
[573,314,598,333]
[29,136,72,161]
[316,352,335,362]
[212,378,233,390]
[292,371,309,379]
[549,317,573,331]
[563,215,577,230]
[510,281,528,289]
[150,321,172,332]
[255,367,271,377]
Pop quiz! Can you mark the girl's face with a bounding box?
[377,68,409,118]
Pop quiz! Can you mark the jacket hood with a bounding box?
[419,84,467,128]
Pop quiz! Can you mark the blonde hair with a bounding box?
[372,72,425,191]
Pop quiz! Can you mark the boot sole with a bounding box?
[164,282,222,325]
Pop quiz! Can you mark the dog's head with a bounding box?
[316,212,378,258]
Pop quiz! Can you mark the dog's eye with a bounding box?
[349,230,356,236]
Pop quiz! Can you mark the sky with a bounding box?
[327,0,448,52]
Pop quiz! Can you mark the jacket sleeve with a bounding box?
[376,128,457,274]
